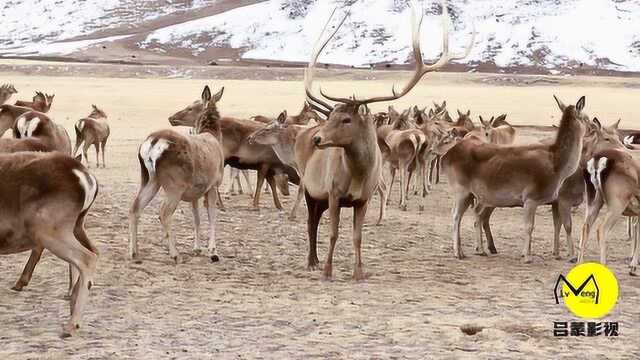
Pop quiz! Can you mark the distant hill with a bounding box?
[1,0,638,75]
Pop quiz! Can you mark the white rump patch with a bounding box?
[17,117,40,138]
[624,135,634,146]
[139,137,170,175]
[73,169,98,211]
[587,158,598,187]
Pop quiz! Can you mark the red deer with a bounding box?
[476,116,625,260]
[0,152,98,337]
[7,111,72,154]
[129,86,225,263]
[247,111,387,224]
[477,114,515,145]
[444,96,588,262]
[73,105,110,168]
[0,104,31,136]
[169,100,300,210]
[580,148,640,274]
[15,91,54,113]
[299,0,473,280]
[0,84,17,105]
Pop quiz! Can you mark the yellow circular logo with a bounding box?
[557,263,618,319]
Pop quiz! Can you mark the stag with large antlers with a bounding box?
[300,0,473,280]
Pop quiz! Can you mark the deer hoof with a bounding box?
[568,257,578,264]
[630,267,637,276]
[522,256,533,264]
[172,255,182,264]
[211,254,220,262]
[419,205,425,212]
[474,249,488,256]
[352,268,368,282]
[61,323,79,338]
[11,283,25,292]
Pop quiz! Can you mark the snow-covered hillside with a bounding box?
[1,0,639,74]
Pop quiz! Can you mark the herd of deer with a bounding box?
[1,0,639,339]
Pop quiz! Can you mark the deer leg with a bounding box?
[352,202,369,281]
[228,167,237,195]
[241,170,253,195]
[428,156,436,192]
[435,155,442,184]
[551,202,562,259]
[82,142,91,168]
[40,227,97,338]
[559,202,574,258]
[277,173,290,196]
[266,174,284,210]
[93,143,100,168]
[159,195,181,264]
[452,193,473,260]
[128,179,160,260]
[473,203,487,256]
[631,217,640,276]
[376,176,388,225]
[577,194,604,264]
[191,200,202,254]
[11,247,44,291]
[522,201,538,264]
[72,136,82,157]
[289,181,305,221]
[399,162,407,211]
[305,192,325,270]
[235,170,244,194]
[206,190,220,262]
[597,206,625,266]
[252,168,267,210]
[419,154,428,200]
[322,196,341,281]
[101,140,107,168]
[481,207,497,254]
[387,167,396,206]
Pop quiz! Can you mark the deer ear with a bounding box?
[553,95,566,111]
[592,117,602,130]
[277,111,287,124]
[457,109,463,117]
[466,110,471,116]
[213,87,224,102]
[442,100,447,108]
[576,96,586,112]
[201,86,212,103]
[479,115,486,126]
[613,118,621,129]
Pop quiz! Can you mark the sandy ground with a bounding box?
[1,63,640,359]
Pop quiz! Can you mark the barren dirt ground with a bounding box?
[1,63,640,359]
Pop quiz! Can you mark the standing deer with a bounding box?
[0,151,98,337]
[300,0,473,280]
[444,96,588,262]
[0,84,17,105]
[15,91,54,112]
[580,148,640,274]
[73,105,110,168]
[477,114,515,145]
[129,86,225,263]
[11,111,72,154]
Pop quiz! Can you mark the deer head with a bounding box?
[195,85,224,136]
[89,104,107,119]
[169,100,203,127]
[247,111,289,145]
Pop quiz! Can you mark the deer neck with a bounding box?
[343,125,378,180]
[197,109,222,141]
[552,114,584,177]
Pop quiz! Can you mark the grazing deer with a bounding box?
[10,111,72,154]
[444,96,588,262]
[300,0,473,280]
[477,115,625,260]
[0,84,17,105]
[15,91,54,113]
[129,86,225,263]
[580,148,640,274]
[477,114,515,145]
[73,105,110,168]
[0,151,98,337]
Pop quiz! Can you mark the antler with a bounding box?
[304,8,349,117]
[314,0,475,106]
